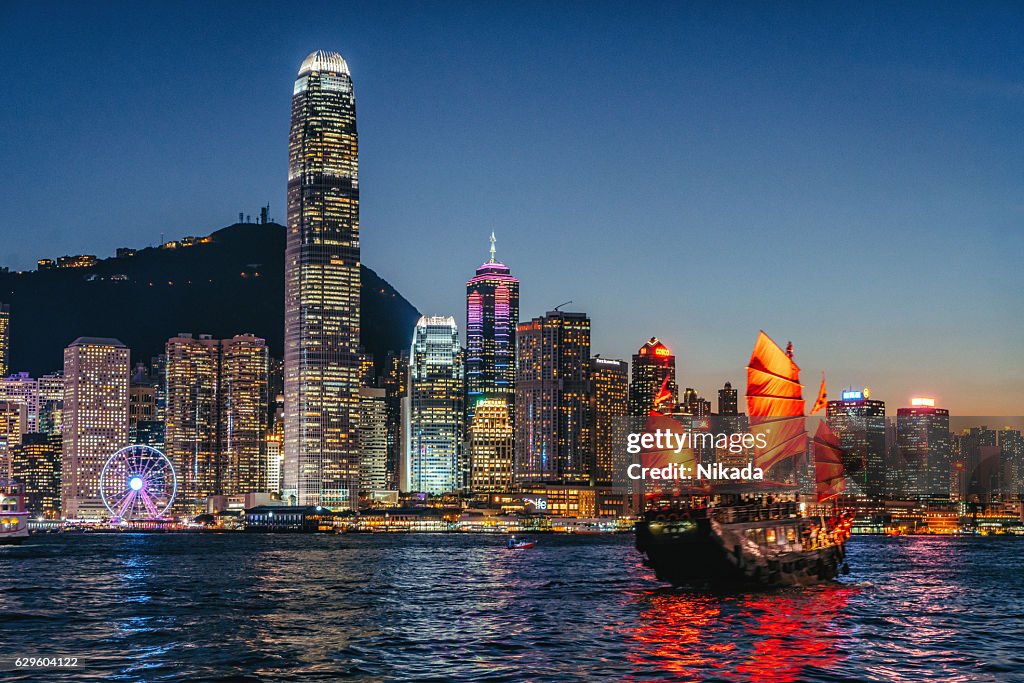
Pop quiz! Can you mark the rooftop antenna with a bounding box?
[553,300,573,312]
[489,231,496,263]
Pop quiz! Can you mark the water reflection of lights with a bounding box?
[629,587,855,682]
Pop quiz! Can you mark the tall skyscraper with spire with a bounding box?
[465,233,519,425]
[283,50,361,508]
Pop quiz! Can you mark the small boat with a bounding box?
[1,480,31,545]
[506,538,536,550]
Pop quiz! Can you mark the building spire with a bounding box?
[489,231,496,263]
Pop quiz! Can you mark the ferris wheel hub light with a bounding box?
[129,476,144,491]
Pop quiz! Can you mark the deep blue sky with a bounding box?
[1,2,1021,414]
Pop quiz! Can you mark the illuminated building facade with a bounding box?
[166,333,269,512]
[468,398,514,492]
[407,317,464,494]
[515,310,591,484]
[266,431,283,494]
[998,428,1024,500]
[165,334,219,510]
[284,50,361,509]
[681,388,711,417]
[0,303,8,376]
[718,382,738,415]
[358,387,389,493]
[62,337,129,518]
[11,433,61,517]
[128,368,161,449]
[382,351,408,491]
[0,371,64,435]
[957,427,1003,502]
[465,233,519,426]
[0,400,25,481]
[826,389,886,501]
[586,356,628,487]
[629,338,678,421]
[220,335,270,496]
[896,399,951,500]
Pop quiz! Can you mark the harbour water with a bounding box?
[2,533,1022,681]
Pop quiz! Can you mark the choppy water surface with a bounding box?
[2,533,1022,681]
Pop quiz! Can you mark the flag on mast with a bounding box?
[653,375,673,413]
[810,372,827,414]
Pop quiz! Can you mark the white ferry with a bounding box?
[1,480,30,545]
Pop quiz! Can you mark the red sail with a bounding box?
[813,421,846,502]
[746,331,806,472]
[639,410,698,497]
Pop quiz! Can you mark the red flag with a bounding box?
[810,372,827,414]
[653,375,673,412]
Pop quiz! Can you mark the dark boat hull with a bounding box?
[636,517,844,588]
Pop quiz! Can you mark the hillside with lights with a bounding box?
[0,222,420,375]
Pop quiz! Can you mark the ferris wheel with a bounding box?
[99,445,177,520]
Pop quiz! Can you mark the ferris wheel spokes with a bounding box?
[99,445,178,521]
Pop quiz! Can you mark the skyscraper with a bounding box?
[468,398,514,492]
[358,387,389,493]
[629,338,678,421]
[220,335,270,496]
[515,310,591,484]
[465,233,519,425]
[0,372,63,435]
[586,356,629,487]
[382,351,409,492]
[680,388,712,417]
[407,317,464,494]
[718,382,738,415]
[0,303,9,377]
[165,334,219,510]
[11,432,61,518]
[826,388,886,501]
[896,398,951,500]
[62,337,129,518]
[128,365,161,448]
[165,333,269,512]
[0,400,25,481]
[959,426,1002,502]
[284,50,361,509]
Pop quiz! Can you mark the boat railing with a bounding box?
[712,502,800,524]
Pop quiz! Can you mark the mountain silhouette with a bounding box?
[0,222,420,375]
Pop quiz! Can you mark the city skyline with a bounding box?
[1,3,1021,415]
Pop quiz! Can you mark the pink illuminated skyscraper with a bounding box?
[465,233,519,426]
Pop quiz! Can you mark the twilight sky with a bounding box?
[1,1,1021,414]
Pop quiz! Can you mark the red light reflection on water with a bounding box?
[627,586,854,682]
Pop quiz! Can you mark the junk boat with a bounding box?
[635,331,853,587]
[0,479,30,545]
